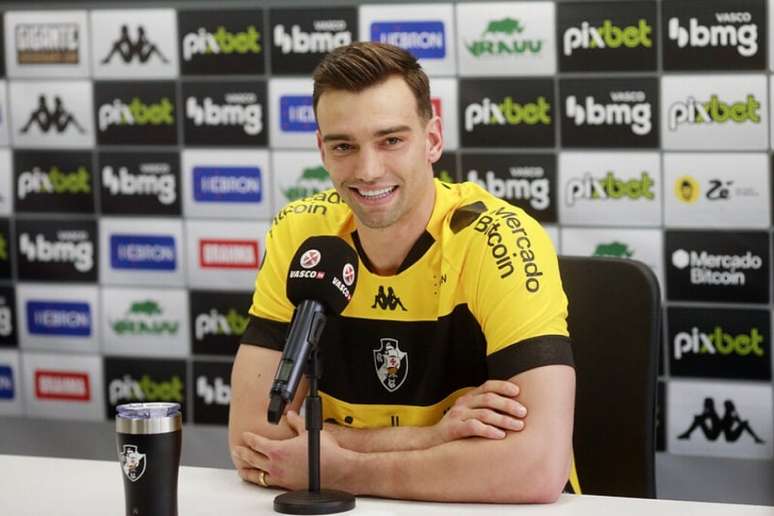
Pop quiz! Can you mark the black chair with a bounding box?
[558,256,660,498]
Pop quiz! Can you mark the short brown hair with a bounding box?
[312,42,432,121]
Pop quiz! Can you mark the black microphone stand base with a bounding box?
[274,489,356,515]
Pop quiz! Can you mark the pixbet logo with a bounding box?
[467,167,549,210]
[674,326,765,360]
[0,366,14,400]
[565,91,652,135]
[371,21,445,59]
[16,23,79,64]
[182,25,261,61]
[280,95,316,132]
[196,375,230,405]
[35,370,90,401]
[186,92,262,136]
[199,240,259,269]
[17,166,90,199]
[193,166,262,203]
[98,97,174,131]
[668,95,760,130]
[565,171,655,206]
[195,308,248,340]
[563,19,652,56]
[102,162,176,205]
[464,96,551,132]
[274,19,351,54]
[19,230,94,273]
[27,301,91,336]
[672,248,762,286]
[668,12,758,57]
[108,373,183,405]
[110,235,177,271]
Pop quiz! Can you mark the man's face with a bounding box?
[316,75,442,230]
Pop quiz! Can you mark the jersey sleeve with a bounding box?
[465,206,573,380]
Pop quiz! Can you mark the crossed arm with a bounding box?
[228,343,575,503]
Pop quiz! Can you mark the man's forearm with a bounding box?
[325,423,438,452]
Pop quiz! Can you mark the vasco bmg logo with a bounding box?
[101,24,170,64]
[16,220,97,281]
[372,286,406,311]
[99,153,181,216]
[20,95,85,135]
[678,397,765,444]
[183,82,266,146]
[373,338,408,392]
[95,82,178,145]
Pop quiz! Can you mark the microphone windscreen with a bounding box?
[286,236,359,315]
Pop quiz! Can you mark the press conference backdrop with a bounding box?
[0,0,772,480]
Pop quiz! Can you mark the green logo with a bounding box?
[466,17,543,57]
[436,169,455,183]
[593,241,634,259]
[282,166,331,202]
[211,26,261,55]
[111,300,179,336]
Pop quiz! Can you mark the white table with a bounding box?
[0,454,771,515]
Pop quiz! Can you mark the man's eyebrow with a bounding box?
[322,133,353,142]
[374,125,411,137]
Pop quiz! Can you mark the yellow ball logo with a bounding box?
[675,176,700,203]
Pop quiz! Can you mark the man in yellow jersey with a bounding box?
[229,42,578,503]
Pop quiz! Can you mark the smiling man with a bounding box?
[229,42,578,503]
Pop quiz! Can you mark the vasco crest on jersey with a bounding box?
[373,338,408,393]
[119,444,147,482]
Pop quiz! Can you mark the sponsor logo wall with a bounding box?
[0,2,770,463]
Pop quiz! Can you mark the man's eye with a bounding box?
[333,143,351,152]
[385,137,401,145]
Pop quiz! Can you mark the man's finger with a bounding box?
[467,392,527,417]
[286,410,305,435]
[474,379,520,397]
[243,431,275,454]
[465,418,506,439]
[470,408,525,431]
[233,445,270,471]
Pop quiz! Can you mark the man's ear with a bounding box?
[426,116,444,164]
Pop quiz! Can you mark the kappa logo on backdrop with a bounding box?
[370,21,445,59]
[195,308,248,340]
[281,166,330,202]
[673,326,765,360]
[565,90,652,135]
[101,25,170,64]
[565,172,655,206]
[109,373,183,405]
[110,300,179,337]
[182,25,261,61]
[464,96,551,132]
[668,12,758,57]
[196,375,230,406]
[677,397,766,444]
[19,230,94,272]
[274,19,350,54]
[465,17,543,58]
[671,248,763,287]
[35,370,90,401]
[15,23,80,64]
[98,97,174,131]
[563,19,653,56]
[102,162,177,205]
[593,241,634,258]
[17,165,90,199]
[27,300,91,336]
[193,166,262,203]
[467,166,550,210]
[110,234,177,271]
[20,95,85,135]
[186,91,263,135]
[668,94,761,130]
[199,240,259,269]
[280,95,316,132]
[0,366,15,400]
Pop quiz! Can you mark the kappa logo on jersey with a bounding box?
[280,95,316,132]
[281,166,330,202]
[182,25,261,61]
[373,338,408,392]
[102,162,177,205]
[0,366,15,400]
[370,21,445,59]
[672,248,763,287]
[465,17,543,58]
[668,12,758,57]
[565,90,652,135]
[20,95,86,135]
[563,19,653,56]
[27,300,91,336]
[15,23,79,64]
[196,375,230,405]
[35,370,90,401]
[464,96,551,132]
[593,241,634,258]
[675,176,701,203]
[566,172,655,206]
[467,166,550,210]
[199,240,259,269]
[371,286,406,311]
[110,235,177,271]
[98,97,174,131]
[668,95,760,131]
[193,166,262,203]
[186,92,263,136]
[110,300,179,336]
[109,373,183,405]
[274,19,351,54]
[195,308,248,340]
[19,230,94,273]
[119,445,147,482]
[17,165,90,200]
[101,25,170,64]
[674,326,765,360]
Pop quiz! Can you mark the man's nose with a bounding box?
[354,148,384,182]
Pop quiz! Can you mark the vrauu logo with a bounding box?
[465,17,543,58]
[109,374,183,405]
[274,19,351,54]
[110,300,179,336]
[182,25,262,61]
[193,166,261,203]
[467,166,549,210]
[27,300,91,336]
[195,308,248,340]
[565,172,655,206]
[19,230,94,273]
[17,166,91,200]
[668,95,760,131]
[668,12,758,57]
[0,366,15,400]
[371,21,445,59]
[35,370,90,401]
[16,23,80,64]
[98,97,174,131]
[565,91,652,135]
[282,166,330,202]
[464,96,551,132]
[102,162,176,205]
[673,326,764,360]
[671,249,762,286]
[110,234,177,271]
[280,95,316,132]
[199,239,259,269]
[563,19,653,56]
[186,92,262,136]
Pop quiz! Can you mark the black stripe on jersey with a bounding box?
[242,315,288,350]
[450,201,487,233]
[352,230,436,274]
[487,335,574,380]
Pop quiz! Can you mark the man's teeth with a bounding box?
[358,186,394,198]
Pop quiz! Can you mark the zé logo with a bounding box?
[675,176,700,203]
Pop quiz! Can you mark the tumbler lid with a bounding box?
[116,402,182,434]
[117,402,181,419]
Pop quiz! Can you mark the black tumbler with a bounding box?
[116,402,182,516]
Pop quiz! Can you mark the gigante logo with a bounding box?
[565,91,652,135]
[465,17,543,57]
[371,21,445,59]
[672,248,763,286]
[110,300,179,336]
[35,370,90,401]
[282,166,330,202]
[565,171,655,206]
[467,166,549,210]
[182,25,261,61]
[186,92,262,135]
[274,19,351,54]
[98,98,174,131]
[668,12,758,57]
[109,373,183,405]
[19,230,94,272]
[27,301,91,336]
[17,166,90,199]
[102,162,176,205]
[15,23,79,64]
[673,326,765,360]
[195,308,248,340]
[464,96,551,132]
[668,95,760,131]
[563,19,652,56]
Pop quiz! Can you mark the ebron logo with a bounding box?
[668,12,758,57]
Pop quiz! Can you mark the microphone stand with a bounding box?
[274,344,356,514]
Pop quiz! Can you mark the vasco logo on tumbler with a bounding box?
[565,90,652,135]
[19,230,94,273]
[186,92,263,136]
[119,445,147,482]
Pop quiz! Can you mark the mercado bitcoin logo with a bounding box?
[94,81,178,145]
[675,176,701,203]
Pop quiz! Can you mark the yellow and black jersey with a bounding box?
[243,179,579,492]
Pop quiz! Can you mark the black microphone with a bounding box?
[267,236,359,424]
